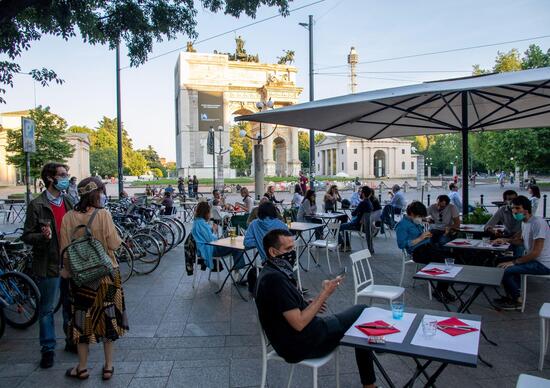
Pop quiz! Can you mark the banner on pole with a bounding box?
[22,118,36,153]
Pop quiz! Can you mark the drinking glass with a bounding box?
[482,237,490,245]
[391,301,404,320]
[228,227,236,240]
[444,258,455,268]
[422,318,437,337]
[466,233,474,240]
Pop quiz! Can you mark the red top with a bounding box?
[50,201,67,239]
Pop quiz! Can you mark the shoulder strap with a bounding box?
[86,208,101,229]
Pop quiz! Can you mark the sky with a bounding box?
[3,0,550,161]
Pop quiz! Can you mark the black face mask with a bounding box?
[274,250,297,267]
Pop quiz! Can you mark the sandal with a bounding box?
[102,366,115,381]
[65,366,89,380]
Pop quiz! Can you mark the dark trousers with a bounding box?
[412,243,454,292]
[380,205,401,233]
[60,278,72,345]
[305,304,376,386]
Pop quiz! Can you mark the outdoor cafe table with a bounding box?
[341,306,481,388]
[289,222,322,270]
[413,263,504,366]
[445,238,511,266]
[180,201,198,222]
[314,212,344,236]
[206,236,252,301]
[457,224,485,233]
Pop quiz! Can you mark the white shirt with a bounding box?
[530,196,539,216]
[522,215,550,269]
[291,193,303,208]
[448,191,462,211]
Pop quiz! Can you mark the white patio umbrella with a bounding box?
[236,67,550,214]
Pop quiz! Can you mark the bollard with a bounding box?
[480,194,484,205]
[544,194,547,218]
[427,194,431,206]
[378,194,382,203]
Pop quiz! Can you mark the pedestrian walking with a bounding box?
[22,163,74,368]
[59,176,128,380]
[192,175,199,197]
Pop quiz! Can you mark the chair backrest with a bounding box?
[402,248,413,264]
[350,248,374,291]
[326,220,341,245]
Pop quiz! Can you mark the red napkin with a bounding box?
[420,267,449,276]
[356,320,400,336]
[450,241,471,246]
[437,317,478,336]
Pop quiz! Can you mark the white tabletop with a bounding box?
[207,236,245,250]
[445,238,510,251]
[315,212,342,219]
[289,222,322,231]
[458,224,485,233]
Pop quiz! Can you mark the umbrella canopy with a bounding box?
[236,67,550,214]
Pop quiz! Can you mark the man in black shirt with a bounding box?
[255,229,376,388]
[338,186,374,251]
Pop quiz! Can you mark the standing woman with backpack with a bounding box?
[59,177,129,380]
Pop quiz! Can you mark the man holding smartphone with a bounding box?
[22,163,74,368]
[255,229,376,388]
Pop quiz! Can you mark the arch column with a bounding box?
[288,127,301,176]
[262,124,276,176]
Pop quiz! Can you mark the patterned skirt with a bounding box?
[69,268,129,344]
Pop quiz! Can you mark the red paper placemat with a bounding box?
[355,320,400,336]
[420,267,449,276]
[437,317,478,336]
[450,241,472,246]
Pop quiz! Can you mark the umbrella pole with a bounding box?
[461,92,469,216]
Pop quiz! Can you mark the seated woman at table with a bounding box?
[235,187,254,213]
[338,186,373,251]
[212,189,234,211]
[244,202,288,262]
[396,201,457,303]
[297,189,323,239]
[291,184,303,208]
[192,202,245,270]
[161,191,174,215]
[324,185,348,224]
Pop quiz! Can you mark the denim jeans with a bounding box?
[502,260,550,299]
[36,276,60,353]
[338,221,361,246]
[213,246,245,270]
[380,205,401,233]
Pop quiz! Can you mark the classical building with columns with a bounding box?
[315,135,419,178]
[174,46,303,178]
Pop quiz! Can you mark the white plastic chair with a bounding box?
[400,249,432,300]
[516,373,550,388]
[257,316,339,388]
[521,274,550,312]
[539,303,550,371]
[310,221,341,273]
[350,249,405,305]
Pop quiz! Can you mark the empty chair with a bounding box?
[400,249,432,300]
[310,220,341,273]
[521,274,550,312]
[516,374,550,388]
[350,249,405,305]
[257,316,339,388]
[540,303,550,371]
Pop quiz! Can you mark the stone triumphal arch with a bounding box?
[174,43,303,179]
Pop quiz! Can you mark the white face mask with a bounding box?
[413,217,423,225]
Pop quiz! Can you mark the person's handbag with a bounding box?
[62,208,113,286]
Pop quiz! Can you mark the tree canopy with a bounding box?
[0,0,291,103]
[6,106,75,180]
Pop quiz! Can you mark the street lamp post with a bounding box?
[240,99,275,200]
[299,15,315,189]
[212,125,231,192]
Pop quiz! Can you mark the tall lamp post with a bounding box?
[299,15,315,189]
[426,157,432,182]
[240,98,276,200]
[211,125,231,192]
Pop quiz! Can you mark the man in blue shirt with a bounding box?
[448,183,462,211]
[396,201,457,303]
[380,184,406,234]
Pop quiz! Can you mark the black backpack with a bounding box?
[184,234,203,275]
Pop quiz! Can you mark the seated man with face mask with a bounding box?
[255,229,377,388]
[396,201,457,303]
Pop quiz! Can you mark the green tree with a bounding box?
[6,106,75,186]
[229,123,252,176]
[298,131,326,169]
[137,145,166,176]
[0,1,291,103]
[90,148,119,178]
[150,168,164,178]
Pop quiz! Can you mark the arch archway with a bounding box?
[273,137,287,177]
[374,150,386,178]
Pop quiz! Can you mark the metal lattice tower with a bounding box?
[347,46,358,93]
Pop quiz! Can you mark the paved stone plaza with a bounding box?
[1,217,549,388]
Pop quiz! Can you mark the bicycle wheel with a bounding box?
[129,234,162,275]
[153,221,175,252]
[115,242,134,283]
[161,217,184,247]
[0,271,40,329]
[139,228,167,256]
[167,217,186,245]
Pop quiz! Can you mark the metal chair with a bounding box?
[400,249,432,300]
[516,373,550,387]
[350,248,405,305]
[310,220,341,273]
[257,313,339,388]
[521,274,550,312]
[539,303,550,371]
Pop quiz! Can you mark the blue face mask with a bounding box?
[100,193,108,207]
[54,177,70,191]
[513,213,525,222]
